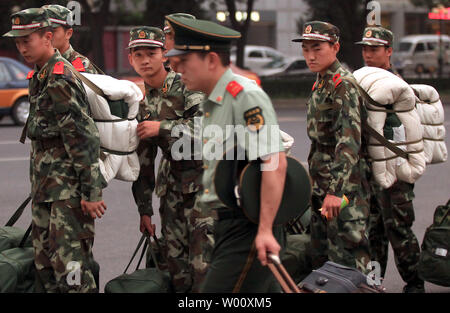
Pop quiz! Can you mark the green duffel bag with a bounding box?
[280,233,312,284]
[0,222,36,293]
[0,197,32,252]
[418,199,450,287]
[105,234,172,293]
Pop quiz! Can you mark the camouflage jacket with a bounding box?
[61,44,103,74]
[132,69,204,217]
[307,60,370,199]
[26,50,106,203]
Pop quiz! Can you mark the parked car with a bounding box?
[230,45,287,74]
[0,57,31,125]
[392,34,450,77]
[258,57,313,78]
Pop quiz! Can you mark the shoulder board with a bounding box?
[26,70,34,80]
[53,61,65,75]
[226,80,243,98]
[71,57,86,72]
[332,73,342,89]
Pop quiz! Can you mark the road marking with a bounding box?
[0,157,29,162]
[0,140,29,145]
[278,117,306,122]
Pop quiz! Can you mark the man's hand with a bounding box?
[137,121,161,139]
[255,229,281,266]
[81,200,107,219]
[140,215,156,236]
[321,194,342,220]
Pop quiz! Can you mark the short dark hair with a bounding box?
[196,50,231,66]
[35,26,53,37]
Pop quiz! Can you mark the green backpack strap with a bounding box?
[5,196,32,227]
[124,234,147,274]
[434,199,450,226]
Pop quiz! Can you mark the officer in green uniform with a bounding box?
[163,13,196,72]
[166,15,288,292]
[3,8,106,292]
[127,26,211,293]
[356,26,425,293]
[293,21,371,274]
[42,4,103,74]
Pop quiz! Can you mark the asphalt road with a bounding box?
[1,103,449,293]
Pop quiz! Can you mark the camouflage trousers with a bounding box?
[31,197,97,293]
[159,189,214,293]
[368,180,423,284]
[310,193,371,274]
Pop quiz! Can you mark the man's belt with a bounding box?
[35,137,65,151]
[212,207,246,221]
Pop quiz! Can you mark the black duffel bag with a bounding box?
[298,261,385,293]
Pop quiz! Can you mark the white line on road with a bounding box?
[0,157,29,162]
[0,141,29,145]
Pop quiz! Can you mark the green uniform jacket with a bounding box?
[307,60,370,198]
[27,50,105,203]
[132,70,204,217]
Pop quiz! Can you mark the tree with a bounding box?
[78,0,111,70]
[296,0,371,70]
[224,0,255,69]
[410,0,450,9]
[144,0,207,28]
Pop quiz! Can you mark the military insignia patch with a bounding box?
[365,30,372,38]
[244,107,265,132]
[305,25,312,34]
[39,69,47,80]
[138,31,146,39]
[14,17,20,25]
[318,79,325,89]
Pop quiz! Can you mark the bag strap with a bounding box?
[19,223,32,248]
[66,65,108,99]
[339,76,410,160]
[124,234,146,274]
[5,196,32,227]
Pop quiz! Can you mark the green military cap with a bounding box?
[127,26,165,50]
[355,26,394,47]
[164,13,196,34]
[42,4,72,28]
[165,15,241,57]
[292,21,340,43]
[3,8,51,38]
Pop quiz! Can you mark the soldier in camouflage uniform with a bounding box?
[293,21,371,274]
[42,4,102,75]
[127,26,212,293]
[163,13,196,72]
[3,8,106,293]
[356,26,425,293]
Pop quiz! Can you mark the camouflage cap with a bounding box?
[164,13,196,34]
[127,26,165,50]
[42,4,72,28]
[355,26,394,47]
[164,15,241,57]
[3,8,51,37]
[292,21,340,43]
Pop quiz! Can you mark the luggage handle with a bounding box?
[123,233,163,274]
[267,253,302,293]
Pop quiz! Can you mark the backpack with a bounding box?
[418,199,450,286]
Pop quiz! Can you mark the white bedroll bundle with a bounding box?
[353,67,426,189]
[80,73,142,183]
[410,84,447,164]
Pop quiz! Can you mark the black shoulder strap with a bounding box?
[340,76,409,160]
[5,196,32,227]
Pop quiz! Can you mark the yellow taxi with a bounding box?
[0,57,30,125]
